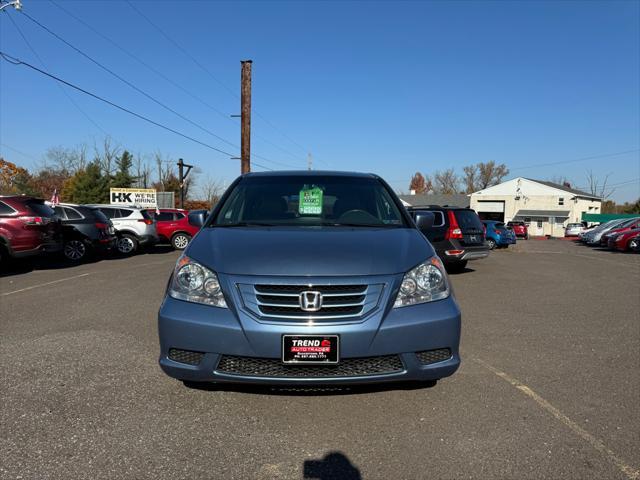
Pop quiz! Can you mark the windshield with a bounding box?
[211,175,408,228]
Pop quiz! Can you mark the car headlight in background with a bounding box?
[394,257,450,308]
[168,255,227,308]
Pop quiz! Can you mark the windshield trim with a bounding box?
[205,174,414,229]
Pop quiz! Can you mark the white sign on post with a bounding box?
[110,188,157,208]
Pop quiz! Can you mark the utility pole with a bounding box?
[177,158,193,209]
[307,153,313,171]
[240,60,252,174]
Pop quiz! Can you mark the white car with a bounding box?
[564,223,584,237]
[86,205,159,255]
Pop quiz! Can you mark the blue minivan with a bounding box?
[158,172,461,387]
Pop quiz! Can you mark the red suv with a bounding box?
[506,221,529,239]
[0,196,63,263]
[144,208,202,250]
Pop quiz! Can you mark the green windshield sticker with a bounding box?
[299,186,323,215]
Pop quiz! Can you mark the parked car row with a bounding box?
[578,217,640,252]
[0,195,209,265]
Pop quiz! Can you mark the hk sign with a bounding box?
[110,188,157,208]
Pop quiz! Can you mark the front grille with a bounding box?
[216,355,404,378]
[415,348,452,365]
[168,348,205,365]
[237,282,384,322]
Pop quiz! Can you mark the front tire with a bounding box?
[63,239,89,262]
[486,238,496,250]
[116,234,138,255]
[171,233,191,250]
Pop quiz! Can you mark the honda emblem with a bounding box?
[299,291,323,312]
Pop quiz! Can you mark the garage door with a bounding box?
[476,201,504,213]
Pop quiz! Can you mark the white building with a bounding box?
[470,178,602,237]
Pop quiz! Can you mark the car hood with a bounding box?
[186,227,433,276]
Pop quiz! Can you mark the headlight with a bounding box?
[168,255,227,308]
[394,257,450,308]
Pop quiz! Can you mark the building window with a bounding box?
[537,220,543,228]
[558,197,564,205]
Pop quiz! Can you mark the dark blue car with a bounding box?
[158,172,461,387]
[482,220,516,249]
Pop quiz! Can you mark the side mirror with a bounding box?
[188,210,207,228]
[413,210,435,230]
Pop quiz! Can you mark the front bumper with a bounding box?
[158,278,461,385]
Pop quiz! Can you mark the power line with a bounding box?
[510,149,640,171]
[3,10,109,136]
[573,177,640,191]
[0,142,41,163]
[50,0,234,126]
[0,51,236,157]
[51,1,306,169]
[124,0,237,99]
[19,10,241,152]
[124,0,319,166]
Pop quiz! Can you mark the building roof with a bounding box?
[514,209,571,218]
[398,193,470,208]
[523,178,599,199]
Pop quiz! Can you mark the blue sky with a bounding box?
[1,0,638,201]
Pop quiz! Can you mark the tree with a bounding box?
[94,136,121,178]
[461,161,509,192]
[434,168,460,194]
[44,145,87,175]
[409,172,427,194]
[549,176,572,188]
[199,175,225,208]
[0,158,35,195]
[624,198,640,214]
[111,150,135,188]
[29,169,70,200]
[476,161,509,190]
[462,165,478,194]
[585,170,615,199]
[134,153,152,188]
[65,162,109,204]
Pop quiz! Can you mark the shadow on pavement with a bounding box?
[446,266,476,275]
[182,379,437,396]
[0,245,177,278]
[303,452,361,480]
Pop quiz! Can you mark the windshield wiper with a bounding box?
[320,222,402,228]
[213,222,279,227]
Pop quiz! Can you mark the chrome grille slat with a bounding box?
[238,282,383,322]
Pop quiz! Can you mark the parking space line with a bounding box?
[1,273,91,296]
[474,357,640,480]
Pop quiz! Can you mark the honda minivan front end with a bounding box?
[158,172,461,386]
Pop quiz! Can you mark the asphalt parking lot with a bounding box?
[1,240,638,480]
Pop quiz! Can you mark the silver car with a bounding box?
[86,204,159,255]
[585,219,631,245]
[565,223,584,237]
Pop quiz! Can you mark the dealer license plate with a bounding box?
[282,335,339,364]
